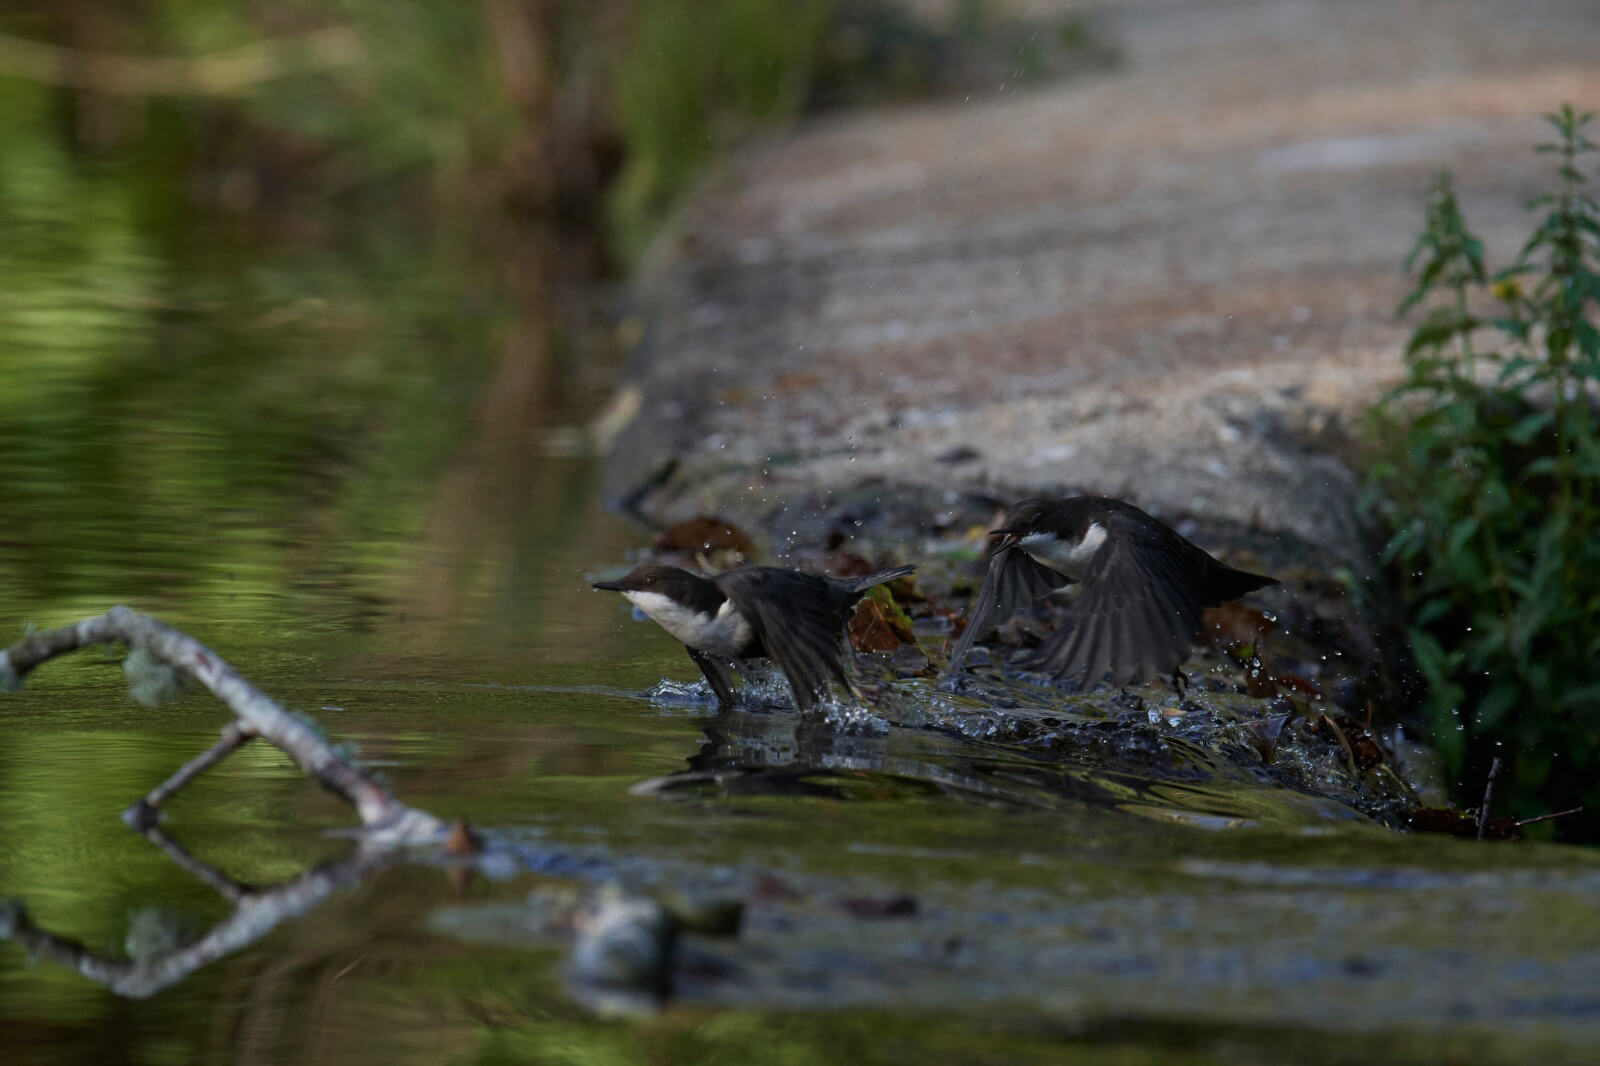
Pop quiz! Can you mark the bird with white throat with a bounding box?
[594,561,917,711]
[940,496,1276,693]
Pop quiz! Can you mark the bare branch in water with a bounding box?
[0,606,445,844]
[0,841,405,999]
[125,722,257,832]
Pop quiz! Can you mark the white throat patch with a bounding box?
[1019,522,1108,580]
[624,590,753,658]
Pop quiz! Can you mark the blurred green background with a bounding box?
[0,0,1109,634]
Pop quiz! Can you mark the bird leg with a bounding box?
[687,648,738,710]
[1170,666,1190,700]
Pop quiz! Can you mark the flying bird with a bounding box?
[940,496,1275,690]
[594,562,916,711]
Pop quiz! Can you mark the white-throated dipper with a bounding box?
[940,496,1275,690]
[594,562,916,711]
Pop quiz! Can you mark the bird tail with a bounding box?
[848,564,917,594]
[1207,564,1277,605]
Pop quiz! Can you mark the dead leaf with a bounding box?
[1243,714,1291,764]
[1270,672,1322,699]
[1330,715,1384,770]
[849,585,915,653]
[1306,713,1384,771]
[653,516,753,555]
[1205,601,1274,651]
[1242,658,1321,701]
[752,874,802,901]
[838,893,918,919]
[445,820,482,855]
[819,550,876,577]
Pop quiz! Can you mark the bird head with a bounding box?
[989,497,1050,548]
[591,562,695,595]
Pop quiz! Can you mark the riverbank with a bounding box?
[604,0,1600,564]
[599,0,1592,724]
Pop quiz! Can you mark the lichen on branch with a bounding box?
[0,606,444,844]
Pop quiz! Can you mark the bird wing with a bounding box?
[717,568,850,711]
[940,544,1068,681]
[1032,521,1203,687]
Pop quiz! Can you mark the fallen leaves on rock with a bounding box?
[1240,656,1322,701]
[1408,807,1520,840]
[1307,713,1384,772]
[1332,715,1384,770]
[849,584,916,653]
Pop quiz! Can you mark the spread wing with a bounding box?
[1032,522,1203,687]
[940,544,1069,682]
[717,568,850,711]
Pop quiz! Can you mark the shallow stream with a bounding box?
[3,182,1598,1066]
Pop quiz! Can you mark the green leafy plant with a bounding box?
[1368,105,1600,835]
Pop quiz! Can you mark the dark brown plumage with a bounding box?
[941,496,1276,689]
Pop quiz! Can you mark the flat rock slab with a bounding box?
[607,0,1600,564]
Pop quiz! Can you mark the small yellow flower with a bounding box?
[1491,278,1522,302]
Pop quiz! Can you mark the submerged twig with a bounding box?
[0,606,444,844]
[138,823,255,904]
[1476,756,1503,841]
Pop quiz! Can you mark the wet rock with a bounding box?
[569,883,678,999]
[661,893,744,937]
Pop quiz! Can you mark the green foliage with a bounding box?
[2,2,1111,268]
[1367,105,1600,832]
[607,0,835,262]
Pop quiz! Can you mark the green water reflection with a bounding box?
[0,69,672,1062]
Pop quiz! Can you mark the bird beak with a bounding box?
[988,526,1020,549]
[591,580,624,592]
